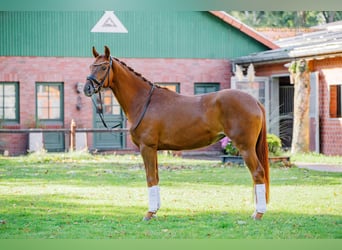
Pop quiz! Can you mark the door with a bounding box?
[36,82,65,152]
[93,89,125,150]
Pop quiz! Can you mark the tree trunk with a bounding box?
[290,59,311,154]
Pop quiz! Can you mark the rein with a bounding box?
[91,92,121,129]
[131,83,156,131]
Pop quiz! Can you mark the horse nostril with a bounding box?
[84,83,94,97]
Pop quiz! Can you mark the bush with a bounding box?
[224,141,240,156]
[221,133,283,156]
[267,133,282,156]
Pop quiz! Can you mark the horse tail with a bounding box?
[256,102,270,203]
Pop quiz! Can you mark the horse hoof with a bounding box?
[143,212,157,221]
[251,212,264,220]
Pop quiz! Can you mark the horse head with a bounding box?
[84,46,113,97]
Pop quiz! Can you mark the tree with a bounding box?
[289,60,311,154]
[322,11,342,23]
[227,11,342,28]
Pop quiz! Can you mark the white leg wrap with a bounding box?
[255,184,267,213]
[148,185,161,213]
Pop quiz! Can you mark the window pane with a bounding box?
[194,83,220,95]
[4,85,15,95]
[98,89,121,115]
[50,107,60,119]
[4,107,16,119]
[0,82,18,121]
[36,83,62,120]
[156,83,180,93]
[5,96,15,107]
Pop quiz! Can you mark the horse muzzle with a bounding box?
[83,81,95,97]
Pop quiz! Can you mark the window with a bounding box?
[194,83,220,95]
[36,82,64,122]
[230,76,270,121]
[0,82,19,123]
[100,89,121,115]
[155,82,180,93]
[231,79,266,105]
[330,84,342,118]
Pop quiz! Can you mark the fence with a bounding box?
[0,119,133,155]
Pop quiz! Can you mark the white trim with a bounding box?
[91,11,128,33]
[310,72,320,153]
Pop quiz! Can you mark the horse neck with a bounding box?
[110,59,152,122]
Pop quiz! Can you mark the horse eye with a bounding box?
[101,66,107,71]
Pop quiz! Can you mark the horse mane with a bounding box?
[112,57,165,89]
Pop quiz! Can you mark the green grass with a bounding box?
[0,152,341,239]
[291,152,342,164]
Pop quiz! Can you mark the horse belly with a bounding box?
[157,118,224,150]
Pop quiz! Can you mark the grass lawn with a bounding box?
[0,152,341,239]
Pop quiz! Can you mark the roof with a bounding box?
[256,27,317,41]
[233,22,342,65]
[210,11,279,49]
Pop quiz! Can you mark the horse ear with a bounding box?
[104,45,110,59]
[92,46,99,58]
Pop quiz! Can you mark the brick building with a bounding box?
[0,11,276,155]
[233,22,342,155]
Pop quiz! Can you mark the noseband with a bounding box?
[87,56,113,93]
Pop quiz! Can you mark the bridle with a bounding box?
[86,55,156,131]
[86,56,113,94]
[86,56,121,129]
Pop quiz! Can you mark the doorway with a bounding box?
[278,77,294,148]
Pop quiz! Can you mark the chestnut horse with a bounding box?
[84,46,270,220]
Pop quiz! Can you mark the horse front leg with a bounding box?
[140,145,160,221]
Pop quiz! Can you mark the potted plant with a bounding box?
[220,137,244,165]
[267,133,291,165]
[220,134,291,166]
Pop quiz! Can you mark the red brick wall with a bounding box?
[0,56,231,155]
[313,57,342,155]
[0,56,94,155]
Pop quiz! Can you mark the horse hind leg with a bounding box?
[239,147,267,220]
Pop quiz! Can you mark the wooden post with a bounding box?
[70,119,76,151]
[289,59,311,154]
